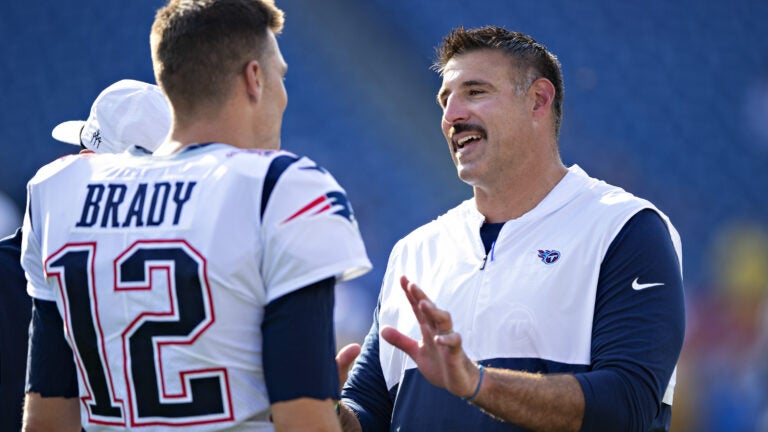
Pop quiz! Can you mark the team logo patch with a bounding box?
[282,191,354,224]
[537,249,561,264]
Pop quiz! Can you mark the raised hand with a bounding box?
[379,275,480,398]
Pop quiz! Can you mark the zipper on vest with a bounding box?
[479,241,496,270]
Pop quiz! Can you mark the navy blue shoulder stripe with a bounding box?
[261,154,301,221]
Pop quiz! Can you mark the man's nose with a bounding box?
[442,95,469,126]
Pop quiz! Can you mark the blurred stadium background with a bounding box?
[1,0,766,430]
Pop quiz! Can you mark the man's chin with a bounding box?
[456,166,480,186]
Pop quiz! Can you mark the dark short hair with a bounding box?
[151,0,285,118]
[433,26,564,137]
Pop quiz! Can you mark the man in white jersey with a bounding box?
[21,1,371,431]
[0,78,169,432]
[339,27,684,431]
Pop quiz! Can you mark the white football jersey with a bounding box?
[22,143,371,431]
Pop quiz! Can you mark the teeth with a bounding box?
[457,135,481,147]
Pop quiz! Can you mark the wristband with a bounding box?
[462,364,485,402]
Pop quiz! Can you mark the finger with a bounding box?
[419,322,437,348]
[399,275,418,307]
[402,276,440,328]
[434,332,463,353]
[419,298,453,336]
[402,276,431,305]
[380,325,420,359]
[336,343,361,367]
[336,343,361,388]
[400,276,427,323]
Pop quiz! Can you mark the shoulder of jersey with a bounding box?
[216,147,297,160]
[574,175,663,239]
[579,174,651,209]
[28,153,93,186]
[214,147,296,168]
[220,148,333,180]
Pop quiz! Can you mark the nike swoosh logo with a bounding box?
[632,277,665,291]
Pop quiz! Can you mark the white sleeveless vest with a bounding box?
[377,165,681,404]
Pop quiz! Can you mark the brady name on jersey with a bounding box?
[75,180,197,229]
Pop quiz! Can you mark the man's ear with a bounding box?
[243,59,262,103]
[529,77,555,120]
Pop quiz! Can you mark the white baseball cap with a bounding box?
[51,79,171,154]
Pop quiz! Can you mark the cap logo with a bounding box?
[90,129,103,149]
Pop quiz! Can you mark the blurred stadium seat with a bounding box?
[1,0,766,429]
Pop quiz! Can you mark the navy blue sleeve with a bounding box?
[262,277,339,403]
[0,228,33,431]
[341,297,393,432]
[575,209,685,432]
[26,298,79,397]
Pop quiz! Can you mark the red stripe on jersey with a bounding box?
[282,195,326,224]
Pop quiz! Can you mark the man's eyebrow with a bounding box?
[437,79,493,106]
[462,79,491,87]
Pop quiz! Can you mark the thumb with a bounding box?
[336,343,361,389]
[380,325,419,359]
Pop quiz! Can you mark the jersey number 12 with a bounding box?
[46,240,233,427]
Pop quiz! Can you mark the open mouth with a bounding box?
[455,134,482,149]
[450,124,487,151]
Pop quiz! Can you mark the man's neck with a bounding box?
[157,101,279,155]
[474,161,568,223]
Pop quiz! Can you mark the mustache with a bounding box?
[450,123,487,140]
